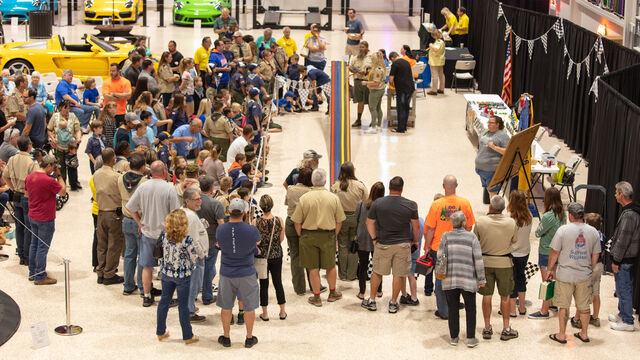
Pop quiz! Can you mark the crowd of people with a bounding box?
[0,7,638,350]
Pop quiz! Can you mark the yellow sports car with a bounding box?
[0,35,135,79]
[84,0,143,23]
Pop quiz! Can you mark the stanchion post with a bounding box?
[158,0,164,27]
[142,0,147,26]
[409,0,413,16]
[73,0,77,11]
[235,0,239,25]
[67,0,72,26]
[54,259,82,336]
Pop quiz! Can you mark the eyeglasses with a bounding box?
[189,197,202,201]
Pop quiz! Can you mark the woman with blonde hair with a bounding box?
[507,190,533,316]
[156,209,199,344]
[364,51,387,133]
[97,102,118,148]
[440,7,457,36]
[133,91,172,135]
[195,97,212,122]
[179,58,196,118]
[427,30,446,95]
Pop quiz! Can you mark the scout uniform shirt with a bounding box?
[291,186,346,230]
[4,151,37,194]
[93,165,122,212]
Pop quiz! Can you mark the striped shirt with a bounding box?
[438,229,486,293]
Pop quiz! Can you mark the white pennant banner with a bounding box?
[589,76,600,101]
[505,25,511,42]
[575,62,581,84]
[563,46,569,59]
[515,36,522,55]
[497,4,504,20]
[567,60,573,80]
[596,37,604,63]
[585,59,590,78]
[604,63,609,74]
[527,40,534,59]
[553,19,564,41]
[541,33,548,53]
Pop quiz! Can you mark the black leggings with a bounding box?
[259,258,286,306]
[357,250,382,295]
[444,288,476,339]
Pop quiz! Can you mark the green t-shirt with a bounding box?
[535,210,566,255]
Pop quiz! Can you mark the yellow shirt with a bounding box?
[455,14,469,35]
[429,39,446,67]
[446,14,458,34]
[90,176,98,215]
[291,187,346,230]
[304,32,313,46]
[277,36,298,57]
[194,46,211,72]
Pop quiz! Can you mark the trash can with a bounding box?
[28,10,53,39]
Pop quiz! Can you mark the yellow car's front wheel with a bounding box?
[5,59,34,76]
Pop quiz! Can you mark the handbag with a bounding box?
[255,217,277,280]
[434,233,448,280]
[300,46,310,57]
[538,280,555,301]
[414,253,434,276]
[153,232,164,259]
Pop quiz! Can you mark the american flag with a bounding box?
[502,30,513,105]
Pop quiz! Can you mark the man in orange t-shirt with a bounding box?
[424,175,475,319]
[102,63,132,125]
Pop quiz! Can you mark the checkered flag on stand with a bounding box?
[524,262,539,283]
[605,239,613,253]
[367,253,373,278]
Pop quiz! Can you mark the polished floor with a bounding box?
[1,10,637,359]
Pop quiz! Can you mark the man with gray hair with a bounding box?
[546,202,601,343]
[54,69,100,131]
[473,195,518,341]
[609,181,640,331]
[292,168,346,307]
[0,128,19,162]
[197,175,226,305]
[182,187,209,323]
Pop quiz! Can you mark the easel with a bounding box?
[488,123,541,219]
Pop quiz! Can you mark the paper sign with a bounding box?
[30,322,50,349]
[11,17,18,27]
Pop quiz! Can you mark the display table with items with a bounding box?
[386,89,417,129]
[417,47,474,89]
[464,94,559,194]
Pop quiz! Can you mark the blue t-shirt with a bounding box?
[85,133,105,159]
[307,68,330,87]
[114,127,132,149]
[287,63,300,81]
[54,80,79,105]
[275,98,292,110]
[83,88,99,105]
[246,100,262,145]
[208,50,230,85]
[25,103,47,144]
[346,19,364,45]
[170,110,188,129]
[246,73,264,88]
[216,221,260,278]
[231,72,245,92]
[172,124,203,157]
[137,106,159,136]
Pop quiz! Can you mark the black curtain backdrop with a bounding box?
[466,0,640,156]
[501,0,549,13]
[587,64,640,236]
[421,0,459,28]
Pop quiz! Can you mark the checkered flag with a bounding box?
[524,262,539,284]
[605,239,613,253]
[367,253,373,278]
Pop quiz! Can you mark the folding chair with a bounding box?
[452,60,475,93]
[411,62,427,96]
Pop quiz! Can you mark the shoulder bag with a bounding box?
[434,233,448,280]
[153,232,165,259]
[255,217,277,280]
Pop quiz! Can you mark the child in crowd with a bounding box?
[85,121,106,174]
[193,76,205,112]
[172,156,188,184]
[66,141,80,191]
[198,150,210,167]
[179,58,196,118]
[169,93,189,129]
[83,77,101,108]
[174,166,186,190]
[216,176,232,210]
[157,132,174,170]
[247,64,267,96]
[132,122,152,149]
[229,102,245,130]
[228,153,246,182]
[230,62,246,105]
[274,91,298,114]
[55,115,74,150]
[202,140,214,154]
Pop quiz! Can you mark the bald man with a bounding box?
[214,8,238,39]
[171,119,203,159]
[424,175,476,320]
[126,160,181,307]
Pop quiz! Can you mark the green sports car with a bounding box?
[173,0,231,26]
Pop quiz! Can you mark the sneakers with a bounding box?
[388,301,399,314]
[327,290,342,302]
[34,277,57,285]
[365,127,377,134]
[237,312,245,325]
[184,335,199,345]
[190,314,206,323]
[466,337,479,348]
[610,322,635,331]
[500,328,519,341]
[143,296,155,307]
[103,275,124,285]
[399,295,420,306]
[450,337,459,346]
[218,335,231,347]
[361,298,377,311]
[608,314,622,323]
[590,317,601,327]
[435,311,448,320]
[482,327,493,340]
[351,120,362,128]
[245,336,259,348]
[308,295,322,307]
[202,296,217,305]
[528,311,550,319]
[570,317,582,329]
[151,287,162,297]
[169,299,178,308]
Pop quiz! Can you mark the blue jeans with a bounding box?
[157,276,193,340]
[431,249,448,317]
[122,217,143,292]
[28,219,55,280]
[202,247,219,303]
[70,104,100,128]
[0,191,9,218]
[615,263,635,325]
[14,196,31,262]
[188,258,205,314]
[306,59,326,71]
[395,90,413,132]
[424,269,434,295]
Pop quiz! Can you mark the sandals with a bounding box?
[259,315,269,322]
[549,334,567,344]
[498,310,517,318]
[279,313,287,320]
[574,332,590,343]
[377,292,383,298]
[356,293,365,300]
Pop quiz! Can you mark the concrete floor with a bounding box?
[1,11,637,359]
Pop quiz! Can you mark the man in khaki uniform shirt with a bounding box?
[6,75,28,129]
[292,168,346,307]
[203,101,234,162]
[231,31,254,64]
[117,154,148,295]
[3,136,36,264]
[473,195,519,341]
[94,148,125,285]
[349,42,372,128]
[284,167,313,295]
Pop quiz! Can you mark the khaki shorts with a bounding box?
[353,79,370,104]
[372,242,411,277]
[554,280,592,310]
[478,267,514,297]
[300,230,336,270]
[590,262,604,296]
[345,43,360,57]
